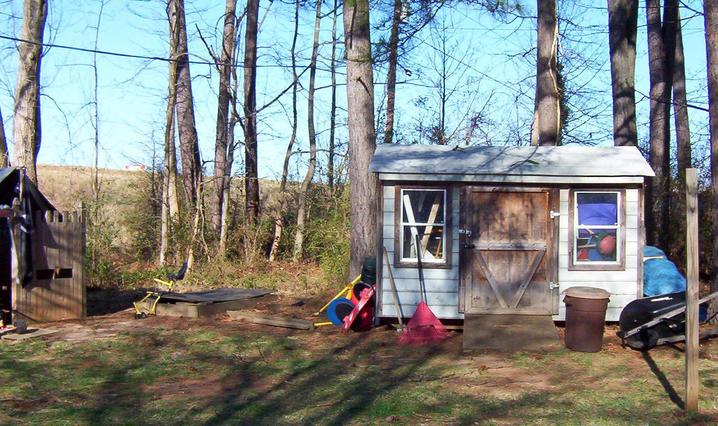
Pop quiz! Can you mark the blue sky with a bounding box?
[0,0,711,180]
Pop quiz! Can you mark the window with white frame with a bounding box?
[399,188,447,264]
[573,191,621,264]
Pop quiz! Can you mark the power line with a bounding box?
[0,33,343,72]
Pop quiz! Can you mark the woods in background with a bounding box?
[1,0,718,313]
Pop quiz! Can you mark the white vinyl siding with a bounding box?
[554,188,641,321]
[380,185,462,319]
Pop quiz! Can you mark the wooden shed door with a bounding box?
[461,188,555,314]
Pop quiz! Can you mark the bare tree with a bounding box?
[645,0,671,249]
[344,0,378,277]
[268,0,299,262]
[12,0,48,184]
[607,0,638,147]
[705,0,718,319]
[160,0,182,266]
[664,0,691,261]
[293,0,322,262]
[211,0,238,238]
[383,0,402,144]
[168,0,202,207]
[328,0,339,190]
[244,0,260,226]
[0,106,7,167]
[531,0,560,146]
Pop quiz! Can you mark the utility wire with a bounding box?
[0,33,343,71]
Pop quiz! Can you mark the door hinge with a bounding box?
[549,210,561,219]
[549,282,560,290]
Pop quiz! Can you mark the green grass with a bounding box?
[1,324,717,425]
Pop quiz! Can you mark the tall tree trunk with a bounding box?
[211,0,237,237]
[244,0,260,226]
[160,6,182,266]
[328,0,338,190]
[383,0,402,144]
[645,0,671,249]
[0,106,8,167]
[12,0,48,185]
[344,0,378,278]
[665,0,691,261]
[533,0,560,146]
[168,0,202,207]
[220,35,242,256]
[607,0,638,147]
[705,0,718,320]
[269,0,299,262]
[669,4,690,178]
[293,0,322,262]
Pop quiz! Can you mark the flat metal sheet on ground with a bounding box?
[160,288,272,303]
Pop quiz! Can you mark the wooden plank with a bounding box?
[510,250,545,308]
[380,291,459,307]
[9,198,22,323]
[476,242,547,250]
[388,266,459,281]
[383,248,403,325]
[685,168,699,412]
[1,328,59,341]
[227,311,314,330]
[383,277,459,292]
[474,251,509,308]
[381,304,462,320]
[463,314,559,352]
[420,192,442,253]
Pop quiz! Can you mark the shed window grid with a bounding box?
[572,190,622,266]
[399,188,447,264]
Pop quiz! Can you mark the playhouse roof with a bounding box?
[369,145,655,181]
[0,167,56,211]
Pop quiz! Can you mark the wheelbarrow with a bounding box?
[618,290,718,350]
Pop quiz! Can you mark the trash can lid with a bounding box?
[563,286,610,299]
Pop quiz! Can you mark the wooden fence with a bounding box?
[12,209,86,322]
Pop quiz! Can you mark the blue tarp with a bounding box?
[643,246,687,296]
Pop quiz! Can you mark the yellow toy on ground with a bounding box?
[133,262,188,319]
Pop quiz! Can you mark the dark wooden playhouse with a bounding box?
[0,167,86,324]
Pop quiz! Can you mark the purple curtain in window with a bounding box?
[578,203,617,226]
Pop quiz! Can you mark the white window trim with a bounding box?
[572,190,622,265]
[399,188,447,264]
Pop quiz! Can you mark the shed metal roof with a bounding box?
[369,144,655,178]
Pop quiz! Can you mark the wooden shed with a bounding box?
[0,167,86,324]
[369,145,654,327]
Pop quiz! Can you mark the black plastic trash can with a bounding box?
[564,286,611,352]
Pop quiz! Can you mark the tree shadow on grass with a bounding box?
[641,350,684,410]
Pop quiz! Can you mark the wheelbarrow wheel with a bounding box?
[626,329,659,351]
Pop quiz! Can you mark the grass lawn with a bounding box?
[1,312,717,425]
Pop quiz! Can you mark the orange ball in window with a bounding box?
[598,235,616,256]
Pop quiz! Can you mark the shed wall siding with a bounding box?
[553,188,641,322]
[380,185,463,319]
[378,184,642,323]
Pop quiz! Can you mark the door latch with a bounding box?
[458,228,472,238]
[549,282,560,290]
[549,210,561,219]
[463,243,476,249]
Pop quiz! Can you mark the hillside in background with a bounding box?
[38,164,148,211]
